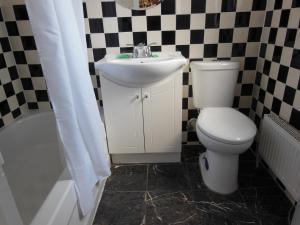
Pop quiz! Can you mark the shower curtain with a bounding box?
[25,0,111,215]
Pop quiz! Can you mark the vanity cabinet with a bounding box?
[100,71,182,162]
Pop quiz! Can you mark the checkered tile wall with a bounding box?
[1,0,268,144]
[1,1,102,111]
[250,0,300,131]
[1,2,52,111]
[0,7,26,129]
[85,0,267,144]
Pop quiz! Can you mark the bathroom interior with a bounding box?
[0,0,300,224]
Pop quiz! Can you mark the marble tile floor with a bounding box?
[93,145,293,225]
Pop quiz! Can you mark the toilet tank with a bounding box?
[190,61,240,109]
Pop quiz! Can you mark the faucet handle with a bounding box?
[145,46,152,57]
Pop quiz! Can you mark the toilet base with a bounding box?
[199,150,239,194]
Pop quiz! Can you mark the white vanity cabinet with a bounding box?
[100,71,182,163]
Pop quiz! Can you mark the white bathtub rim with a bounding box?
[0,108,104,133]
[30,178,106,225]
[0,110,53,133]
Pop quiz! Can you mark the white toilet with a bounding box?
[190,61,257,194]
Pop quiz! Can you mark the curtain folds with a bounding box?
[25,0,111,215]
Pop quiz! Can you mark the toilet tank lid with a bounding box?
[190,61,240,71]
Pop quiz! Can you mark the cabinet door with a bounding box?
[100,77,144,154]
[142,72,182,153]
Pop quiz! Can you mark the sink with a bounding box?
[95,52,187,87]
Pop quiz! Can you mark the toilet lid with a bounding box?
[197,108,257,145]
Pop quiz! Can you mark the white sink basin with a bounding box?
[95,52,187,87]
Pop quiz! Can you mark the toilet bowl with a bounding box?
[196,107,256,194]
[190,61,257,194]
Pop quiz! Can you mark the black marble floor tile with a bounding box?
[208,191,260,224]
[181,144,205,162]
[184,162,205,190]
[105,164,147,191]
[144,189,261,225]
[238,162,278,189]
[240,187,292,225]
[93,191,146,225]
[147,163,191,191]
[145,191,201,225]
[94,146,292,225]
[239,150,256,162]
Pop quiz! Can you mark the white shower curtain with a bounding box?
[25,0,111,215]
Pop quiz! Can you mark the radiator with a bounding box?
[259,114,300,201]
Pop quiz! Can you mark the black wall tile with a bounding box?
[161,0,175,14]
[176,15,190,30]
[35,90,49,102]
[21,78,33,90]
[89,18,104,33]
[252,0,267,11]
[277,65,289,83]
[0,37,11,52]
[272,46,282,63]
[248,27,262,42]
[204,44,217,58]
[3,82,15,97]
[221,0,236,12]
[232,43,246,57]
[132,10,146,16]
[133,32,147,45]
[283,86,296,105]
[102,2,116,17]
[147,16,161,31]
[235,12,250,27]
[291,49,300,69]
[205,13,220,28]
[274,0,283,9]
[284,29,297,47]
[5,21,19,36]
[13,51,27,64]
[191,0,206,13]
[162,31,175,45]
[279,10,290,27]
[118,17,132,32]
[190,30,204,44]
[105,33,119,47]
[0,54,6,69]
[21,36,36,50]
[8,66,18,80]
[93,48,106,61]
[29,64,43,77]
[290,109,300,129]
[0,100,10,116]
[219,29,233,43]
[271,97,281,114]
[13,5,29,20]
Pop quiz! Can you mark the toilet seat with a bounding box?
[197,107,257,145]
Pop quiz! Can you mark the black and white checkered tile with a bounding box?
[1,3,52,111]
[85,0,266,144]
[0,7,27,129]
[250,0,300,130]
[1,2,102,111]
[1,0,268,143]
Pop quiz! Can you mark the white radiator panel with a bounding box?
[259,114,300,201]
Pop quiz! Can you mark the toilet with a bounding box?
[190,61,257,194]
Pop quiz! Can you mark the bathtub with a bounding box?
[0,112,105,225]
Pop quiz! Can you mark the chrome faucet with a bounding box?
[127,43,156,58]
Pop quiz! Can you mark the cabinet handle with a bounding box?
[135,95,140,99]
[143,94,149,100]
